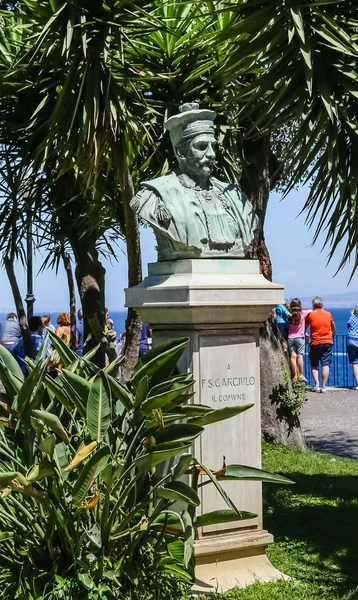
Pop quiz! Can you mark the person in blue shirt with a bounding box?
[76,308,84,356]
[275,303,291,360]
[0,312,21,354]
[139,322,152,357]
[347,306,358,390]
[13,316,49,375]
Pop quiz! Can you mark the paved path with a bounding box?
[300,388,358,459]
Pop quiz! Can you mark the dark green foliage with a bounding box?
[0,337,289,599]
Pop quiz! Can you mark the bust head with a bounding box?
[165,103,217,184]
[174,132,217,181]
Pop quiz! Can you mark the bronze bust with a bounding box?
[131,103,257,261]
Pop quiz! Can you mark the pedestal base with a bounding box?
[125,259,286,593]
[193,530,289,594]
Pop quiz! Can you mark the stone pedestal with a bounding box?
[125,259,286,593]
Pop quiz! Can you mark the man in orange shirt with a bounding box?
[305,297,336,393]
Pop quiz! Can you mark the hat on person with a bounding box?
[165,102,216,148]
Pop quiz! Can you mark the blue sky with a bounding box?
[0,185,356,312]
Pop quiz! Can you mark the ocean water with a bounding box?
[0,307,354,387]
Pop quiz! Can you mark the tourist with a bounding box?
[76,308,84,356]
[346,306,358,390]
[41,315,56,334]
[139,322,152,357]
[0,312,21,354]
[55,312,71,345]
[275,303,291,359]
[305,297,336,393]
[288,298,310,383]
[105,308,114,332]
[13,315,49,374]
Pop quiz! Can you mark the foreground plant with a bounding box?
[0,335,292,599]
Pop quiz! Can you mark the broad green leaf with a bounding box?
[54,442,69,480]
[188,404,254,426]
[131,338,189,389]
[0,360,23,396]
[26,460,54,482]
[194,509,257,528]
[16,360,48,412]
[168,539,184,561]
[135,442,192,472]
[0,344,24,381]
[182,510,194,568]
[72,446,110,506]
[172,453,193,478]
[141,381,193,415]
[104,353,124,375]
[86,372,111,442]
[154,424,203,445]
[196,461,241,516]
[60,369,91,406]
[44,375,73,413]
[40,434,56,458]
[33,410,69,444]
[134,375,148,408]
[158,481,200,506]
[217,464,294,485]
[107,375,132,412]
[48,330,78,367]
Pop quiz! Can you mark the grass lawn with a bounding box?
[207,442,358,600]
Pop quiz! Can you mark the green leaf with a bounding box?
[16,359,48,412]
[154,424,203,445]
[0,360,23,396]
[40,434,56,458]
[217,464,294,485]
[196,461,241,516]
[188,404,254,426]
[60,370,89,416]
[78,572,94,590]
[134,375,148,408]
[44,374,73,413]
[72,445,110,506]
[26,460,54,482]
[0,532,15,542]
[131,338,189,389]
[104,354,124,375]
[48,331,78,367]
[172,453,193,478]
[158,481,200,506]
[32,410,69,444]
[194,509,257,528]
[0,344,24,381]
[141,381,193,415]
[86,372,111,442]
[107,375,132,412]
[135,442,192,472]
[54,442,69,480]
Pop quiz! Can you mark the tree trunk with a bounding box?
[53,174,107,367]
[71,237,106,367]
[3,255,34,358]
[118,138,143,382]
[62,251,77,351]
[240,134,306,449]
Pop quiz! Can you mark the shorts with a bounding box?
[347,344,358,364]
[309,343,333,368]
[288,337,305,355]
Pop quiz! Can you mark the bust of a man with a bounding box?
[131,103,258,261]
